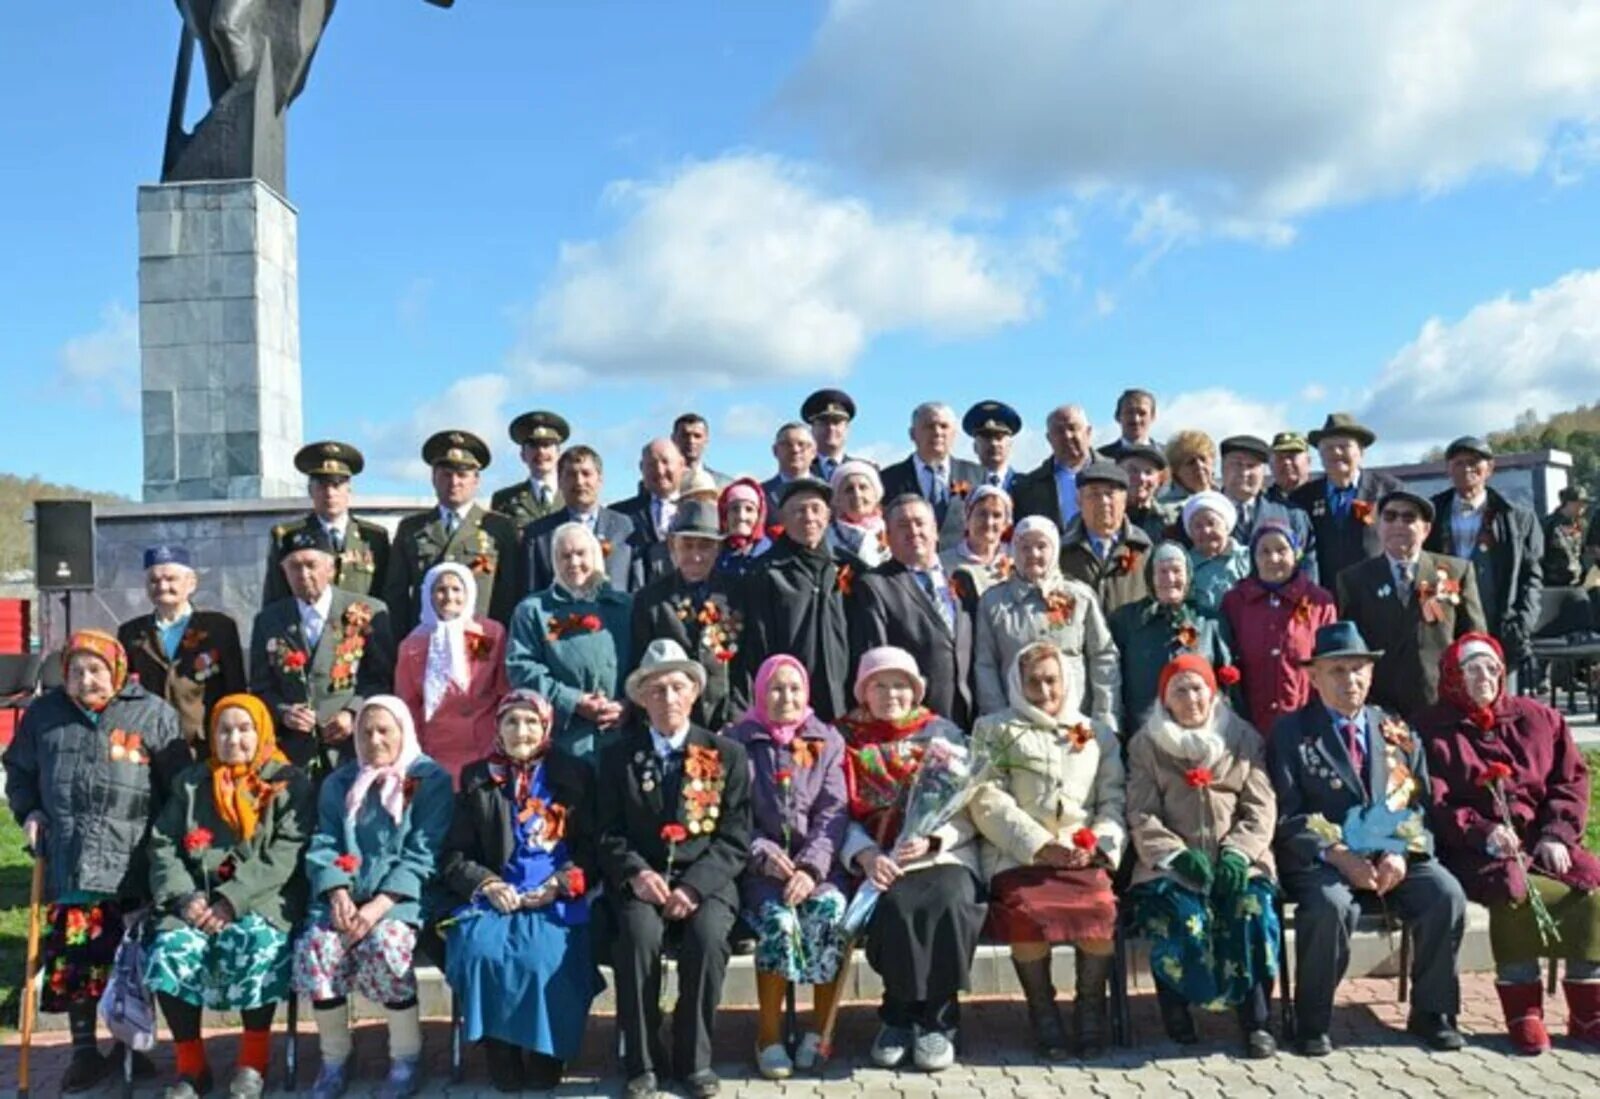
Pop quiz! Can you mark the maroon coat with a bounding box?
[1220,573,1337,736]
[1419,695,1600,905]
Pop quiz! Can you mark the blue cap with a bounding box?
[143,544,192,570]
[963,400,1021,437]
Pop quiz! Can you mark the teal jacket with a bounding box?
[1107,599,1234,736]
[506,583,633,761]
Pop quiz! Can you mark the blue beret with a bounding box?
[144,544,192,569]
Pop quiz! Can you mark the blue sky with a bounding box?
[4,2,1600,500]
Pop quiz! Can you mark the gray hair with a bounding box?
[884,493,935,523]
[910,402,957,429]
[1046,404,1090,431]
[774,421,810,441]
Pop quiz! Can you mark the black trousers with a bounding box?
[1284,858,1466,1036]
[611,890,736,1079]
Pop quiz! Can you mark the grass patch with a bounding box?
[1586,750,1600,855]
[0,802,35,1028]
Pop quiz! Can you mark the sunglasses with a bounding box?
[1381,509,1421,523]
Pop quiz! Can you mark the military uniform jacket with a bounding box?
[878,454,985,553]
[1334,552,1487,720]
[490,480,563,530]
[386,504,520,629]
[1423,486,1543,662]
[262,515,390,606]
[1290,469,1400,589]
[117,609,247,745]
[629,571,741,732]
[249,589,397,769]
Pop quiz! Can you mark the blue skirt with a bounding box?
[445,909,604,1059]
[1130,876,1280,1010]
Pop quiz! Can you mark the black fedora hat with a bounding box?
[1298,621,1384,666]
[1307,412,1376,449]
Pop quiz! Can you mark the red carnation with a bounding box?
[580,614,602,631]
[775,769,793,786]
[1478,762,1514,788]
[333,853,361,873]
[183,827,213,854]
[765,524,785,541]
[1184,767,1214,789]
[565,867,587,898]
[283,650,308,671]
[715,650,735,663]
[1071,827,1097,851]
[1216,664,1241,687]
[659,823,689,845]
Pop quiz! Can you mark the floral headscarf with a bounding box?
[347,695,424,825]
[417,562,479,721]
[1439,631,1505,731]
[489,689,555,804]
[63,629,128,707]
[207,693,288,841]
[718,477,769,551]
[743,654,814,747]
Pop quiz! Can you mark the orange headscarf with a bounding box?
[63,629,128,708]
[208,693,288,841]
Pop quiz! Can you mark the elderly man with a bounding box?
[849,494,976,727]
[1336,490,1486,718]
[1422,436,1543,676]
[963,400,1022,492]
[614,438,688,591]
[523,445,637,593]
[490,410,568,528]
[630,501,741,730]
[1267,432,1313,504]
[1290,413,1400,586]
[386,430,521,629]
[673,412,732,489]
[1219,434,1317,582]
[117,544,245,751]
[1117,443,1171,543]
[597,639,752,1099]
[1014,404,1095,531]
[1097,388,1160,461]
[1543,485,1592,587]
[739,480,852,722]
[763,421,817,517]
[262,441,390,606]
[879,402,984,552]
[802,388,859,483]
[1059,462,1154,615]
[251,526,395,772]
[1270,622,1467,1056]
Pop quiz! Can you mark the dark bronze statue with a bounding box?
[163,0,453,195]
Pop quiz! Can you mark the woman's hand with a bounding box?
[781,869,816,907]
[345,894,394,943]
[891,837,931,864]
[1487,824,1522,857]
[196,896,237,934]
[863,850,903,891]
[1037,843,1092,870]
[327,887,358,934]
[21,812,46,853]
[520,882,560,910]
[752,838,796,881]
[482,880,520,914]
[182,894,210,928]
[1534,839,1573,875]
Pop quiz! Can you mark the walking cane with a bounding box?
[17,853,46,1099]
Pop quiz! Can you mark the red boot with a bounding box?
[1496,981,1550,1055]
[1564,979,1600,1047]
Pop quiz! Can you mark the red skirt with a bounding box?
[984,865,1116,944]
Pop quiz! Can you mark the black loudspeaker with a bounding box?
[35,500,96,591]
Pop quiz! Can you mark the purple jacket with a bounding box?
[727,713,849,912]
[1420,694,1600,905]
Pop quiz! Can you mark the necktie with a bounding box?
[1395,560,1414,605]
[329,527,345,554]
[444,511,459,537]
[929,466,949,506]
[661,747,686,805]
[987,472,1001,487]
[917,570,954,628]
[536,484,550,507]
[1340,719,1365,779]
[304,608,323,650]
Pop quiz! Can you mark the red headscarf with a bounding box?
[1438,631,1505,731]
[718,477,769,551]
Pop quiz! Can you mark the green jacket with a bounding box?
[147,758,314,933]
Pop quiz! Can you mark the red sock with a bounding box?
[239,1029,272,1074]
[175,1039,207,1081]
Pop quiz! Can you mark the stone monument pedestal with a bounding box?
[137,179,303,502]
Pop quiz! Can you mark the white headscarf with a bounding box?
[1005,640,1089,730]
[346,695,424,825]
[418,562,478,721]
[551,521,607,601]
[1137,677,1227,771]
[1011,515,1065,591]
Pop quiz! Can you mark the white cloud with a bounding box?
[720,403,780,441]
[519,154,1037,384]
[364,373,512,483]
[1358,268,1600,452]
[783,1,1600,237]
[57,304,138,409]
[1158,389,1290,446]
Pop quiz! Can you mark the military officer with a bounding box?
[963,400,1022,492]
[385,430,521,630]
[802,387,860,483]
[490,409,569,528]
[261,440,390,605]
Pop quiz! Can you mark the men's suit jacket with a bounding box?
[610,491,676,593]
[385,504,519,630]
[262,514,390,607]
[1010,457,1068,532]
[248,588,396,769]
[1291,469,1400,590]
[1335,552,1487,719]
[848,560,976,728]
[117,609,247,745]
[521,507,638,596]
[1423,486,1543,663]
[878,454,984,553]
[629,571,741,731]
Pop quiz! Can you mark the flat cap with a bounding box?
[1444,435,1493,461]
[962,400,1021,438]
[422,430,491,471]
[1115,443,1167,470]
[1560,485,1590,505]
[1377,488,1436,524]
[508,410,570,447]
[778,477,832,509]
[1076,461,1130,490]
[295,440,365,479]
[801,388,856,423]
[1219,434,1272,461]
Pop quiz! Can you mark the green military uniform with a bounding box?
[262,441,391,606]
[489,409,570,531]
[385,430,521,630]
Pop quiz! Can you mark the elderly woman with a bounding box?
[439,690,601,1090]
[2,630,185,1091]
[838,647,985,1073]
[1183,491,1251,614]
[507,521,632,763]
[727,655,850,1079]
[1127,655,1280,1058]
[1420,633,1600,1053]
[940,484,1014,597]
[1109,542,1233,736]
[974,516,1120,724]
[1162,430,1217,503]
[145,694,312,1099]
[1220,523,1337,735]
[715,477,773,578]
[826,459,891,570]
[969,642,1125,1060]
[396,563,509,783]
[293,697,453,1099]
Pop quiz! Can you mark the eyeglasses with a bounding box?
[1380,509,1420,523]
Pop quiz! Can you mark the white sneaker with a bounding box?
[793,1032,825,1073]
[870,1024,914,1068]
[755,1043,793,1080]
[912,1028,955,1072]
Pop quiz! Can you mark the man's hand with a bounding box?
[781,869,816,907]
[663,887,700,921]
[1535,839,1573,876]
[281,704,317,734]
[21,812,46,854]
[1328,847,1378,891]
[1373,852,1408,896]
[321,710,355,743]
[327,887,358,933]
[631,869,671,907]
[482,880,520,914]
[520,882,560,910]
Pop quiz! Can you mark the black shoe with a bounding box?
[1296,1033,1333,1057]
[623,1072,657,1099]
[1159,996,1198,1045]
[1406,1012,1465,1052]
[523,1051,563,1091]
[483,1040,521,1093]
[1243,1028,1277,1059]
[683,1069,721,1098]
[107,1041,160,1079]
[62,1047,109,1094]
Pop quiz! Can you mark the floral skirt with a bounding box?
[748,891,847,984]
[1489,876,1600,964]
[984,865,1117,944]
[41,899,124,1012]
[145,915,291,1010]
[1131,877,1279,1011]
[292,918,417,1005]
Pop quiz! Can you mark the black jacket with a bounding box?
[521,506,638,595]
[440,752,596,903]
[736,537,853,722]
[1423,486,1543,662]
[629,571,741,731]
[849,560,976,728]
[610,492,677,593]
[1290,469,1400,589]
[878,454,985,552]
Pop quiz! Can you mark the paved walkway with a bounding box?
[5,974,1599,1098]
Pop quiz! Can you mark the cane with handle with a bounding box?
[17,852,46,1099]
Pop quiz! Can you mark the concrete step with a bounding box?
[29,903,1496,1029]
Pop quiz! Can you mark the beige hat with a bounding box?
[624,638,708,705]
